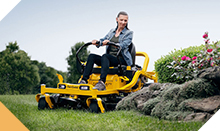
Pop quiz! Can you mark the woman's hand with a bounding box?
[92,40,98,45]
[102,40,110,46]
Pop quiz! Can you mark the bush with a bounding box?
[160,84,181,100]
[168,33,220,82]
[142,97,161,115]
[154,45,204,84]
[165,111,192,121]
[151,100,177,119]
[179,78,219,99]
[116,91,139,110]
[178,99,194,112]
[13,90,20,95]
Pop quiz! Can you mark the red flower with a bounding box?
[207,49,213,52]
[192,56,197,60]
[181,56,186,60]
[203,33,208,38]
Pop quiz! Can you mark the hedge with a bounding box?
[154,44,205,84]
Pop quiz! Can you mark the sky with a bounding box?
[0,0,220,72]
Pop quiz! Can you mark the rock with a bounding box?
[184,113,212,121]
[185,95,220,113]
[196,66,220,87]
[116,83,170,110]
[116,66,220,121]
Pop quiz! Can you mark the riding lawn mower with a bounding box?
[35,42,157,113]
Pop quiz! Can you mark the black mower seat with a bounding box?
[129,42,136,67]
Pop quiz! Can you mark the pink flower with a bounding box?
[186,57,191,61]
[181,56,186,60]
[207,49,213,52]
[203,33,208,38]
[192,56,197,60]
[211,62,214,67]
[192,61,196,64]
[210,57,213,60]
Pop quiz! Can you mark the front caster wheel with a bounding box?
[38,97,48,110]
[89,100,106,113]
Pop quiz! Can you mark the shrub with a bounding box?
[178,99,194,112]
[165,111,192,121]
[179,78,219,99]
[151,100,177,119]
[160,84,181,100]
[142,97,161,115]
[13,90,20,95]
[116,91,140,110]
[154,45,204,84]
[167,32,220,83]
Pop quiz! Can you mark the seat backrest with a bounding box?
[128,43,136,66]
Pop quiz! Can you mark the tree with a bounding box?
[31,61,67,94]
[0,42,40,94]
[66,42,90,83]
[6,41,19,53]
[0,41,69,94]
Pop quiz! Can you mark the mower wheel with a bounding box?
[38,97,48,110]
[89,100,106,113]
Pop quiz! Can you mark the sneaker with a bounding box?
[93,81,106,91]
[79,79,87,84]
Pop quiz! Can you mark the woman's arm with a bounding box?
[99,29,115,47]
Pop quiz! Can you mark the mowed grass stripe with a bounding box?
[0,95,204,131]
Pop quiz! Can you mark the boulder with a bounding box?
[116,83,171,110]
[116,66,220,121]
[184,113,212,121]
[185,95,220,113]
[196,66,220,87]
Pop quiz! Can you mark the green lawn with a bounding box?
[0,95,205,131]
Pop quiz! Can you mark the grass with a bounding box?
[0,95,205,131]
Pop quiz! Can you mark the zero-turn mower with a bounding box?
[35,42,157,113]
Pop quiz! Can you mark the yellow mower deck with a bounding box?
[36,52,157,113]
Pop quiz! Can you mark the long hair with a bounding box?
[116,11,129,30]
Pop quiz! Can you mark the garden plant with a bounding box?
[168,32,220,82]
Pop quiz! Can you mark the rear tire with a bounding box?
[38,97,48,110]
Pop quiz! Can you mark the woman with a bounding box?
[80,11,133,91]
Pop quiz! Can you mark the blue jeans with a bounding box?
[82,54,126,83]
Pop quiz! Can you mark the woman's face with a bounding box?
[116,15,128,29]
